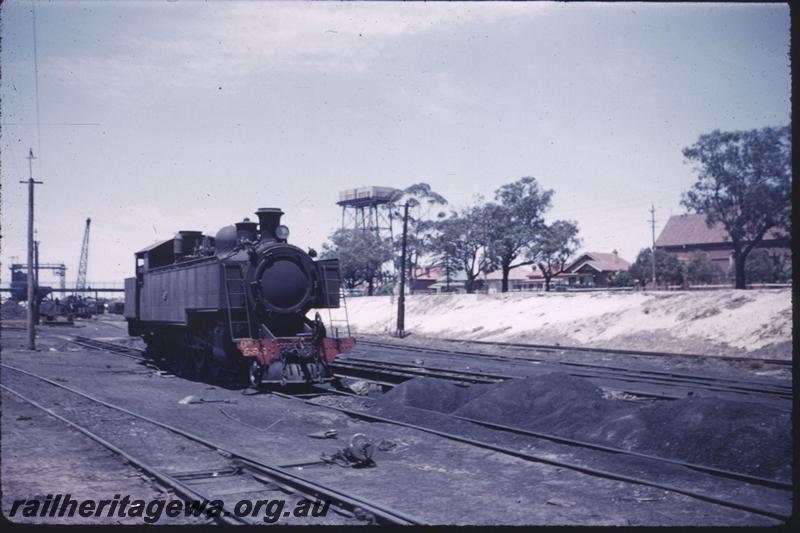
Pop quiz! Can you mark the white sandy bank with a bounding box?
[339,289,792,359]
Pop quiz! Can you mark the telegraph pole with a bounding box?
[21,149,43,349]
[395,202,410,337]
[649,204,657,289]
[34,239,40,325]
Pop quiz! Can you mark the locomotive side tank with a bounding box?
[124,208,354,387]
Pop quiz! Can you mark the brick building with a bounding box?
[561,251,631,287]
[512,251,631,289]
[655,214,790,273]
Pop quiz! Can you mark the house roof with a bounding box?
[484,266,536,281]
[433,269,469,283]
[655,213,785,247]
[566,251,631,273]
[412,266,446,281]
[527,266,571,280]
[655,214,730,247]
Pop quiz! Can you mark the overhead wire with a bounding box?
[552,184,687,217]
[31,0,43,173]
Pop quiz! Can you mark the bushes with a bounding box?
[743,249,792,284]
[686,252,725,284]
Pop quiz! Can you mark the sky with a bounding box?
[0,1,791,287]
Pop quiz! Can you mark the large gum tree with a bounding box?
[681,126,791,289]
[486,177,553,293]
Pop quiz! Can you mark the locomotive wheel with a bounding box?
[248,359,264,389]
[189,348,208,379]
[174,328,209,381]
[175,349,194,378]
[176,349,206,380]
[207,359,248,389]
[144,335,163,360]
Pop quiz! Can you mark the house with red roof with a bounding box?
[484,251,632,291]
[655,214,790,273]
[409,265,446,294]
[561,251,632,287]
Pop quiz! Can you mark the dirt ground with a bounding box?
[1,390,208,525]
[0,316,786,525]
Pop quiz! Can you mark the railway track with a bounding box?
[332,357,679,401]
[1,363,426,526]
[351,340,792,405]
[71,336,147,360]
[70,334,791,406]
[68,337,679,401]
[2,384,244,526]
[46,335,792,522]
[433,337,794,366]
[274,389,791,522]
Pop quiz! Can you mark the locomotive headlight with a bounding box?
[275,225,290,240]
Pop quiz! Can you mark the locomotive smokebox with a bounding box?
[256,208,284,242]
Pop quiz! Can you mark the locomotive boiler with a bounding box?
[124,208,355,387]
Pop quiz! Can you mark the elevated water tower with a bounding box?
[337,186,402,240]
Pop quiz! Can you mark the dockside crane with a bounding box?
[76,217,91,290]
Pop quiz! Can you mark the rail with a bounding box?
[269,391,790,522]
[349,341,792,404]
[1,363,426,526]
[48,336,791,523]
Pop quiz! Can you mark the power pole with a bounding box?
[445,251,451,292]
[649,204,657,289]
[34,239,40,325]
[396,202,410,337]
[21,149,43,350]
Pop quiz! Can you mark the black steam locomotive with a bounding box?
[124,208,354,387]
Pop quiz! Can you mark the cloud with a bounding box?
[42,2,547,92]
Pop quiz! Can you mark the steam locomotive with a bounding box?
[124,208,355,387]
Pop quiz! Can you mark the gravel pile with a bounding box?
[1,300,26,320]
[455,373,629,437]
[608,395,792,480]
[373,374,791,480]
[373,377,489,414]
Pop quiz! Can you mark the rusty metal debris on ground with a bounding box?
[321,433,376,468]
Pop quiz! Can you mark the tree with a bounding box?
[321,229,393,296]
[607,270,635,287]
[629,248,684,287]
[685,252,724,285]
[486,177,553,292]
[431,204,494,293]
[681,126,791,289]
[744,249,792,284]
[437,249,460,292]
[534,220,580,292]
[389,183,448,294]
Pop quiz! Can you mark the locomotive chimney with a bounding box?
[256,208,284,242]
